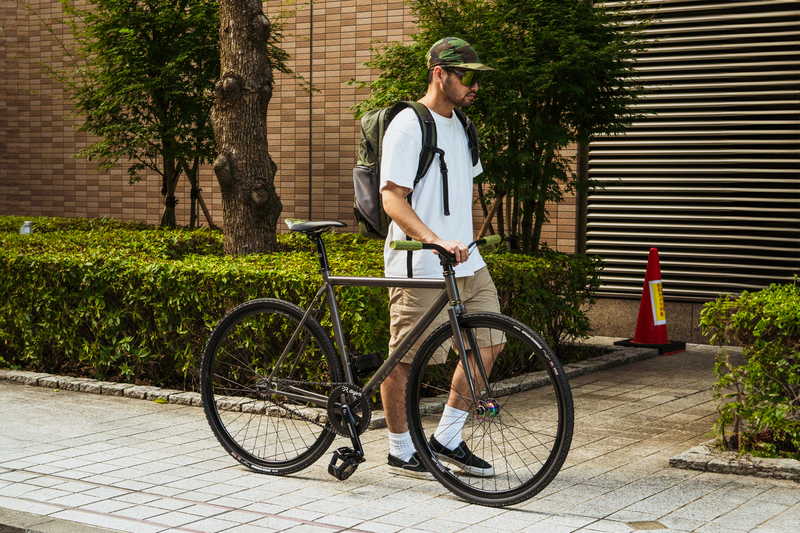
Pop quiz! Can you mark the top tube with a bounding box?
[284,218,502,274]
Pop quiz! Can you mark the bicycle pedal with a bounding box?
[328,446,364,481]
[353,352,383,376]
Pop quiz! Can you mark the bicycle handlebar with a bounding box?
[389,234,502,253]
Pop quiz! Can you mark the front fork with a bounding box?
[443,269,492,407]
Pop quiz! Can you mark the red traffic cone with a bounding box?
[614,248,686,355]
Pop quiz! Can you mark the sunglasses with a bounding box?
[446,68,485,87]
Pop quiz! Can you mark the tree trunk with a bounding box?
[211,0,282,255]
[521,197,534,254]
[161,157,178,228]
[530,150,555,253]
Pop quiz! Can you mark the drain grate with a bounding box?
[625,521,667,531]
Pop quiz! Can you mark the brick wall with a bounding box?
[0,0,576,251]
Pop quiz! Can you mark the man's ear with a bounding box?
[434,66,447,84]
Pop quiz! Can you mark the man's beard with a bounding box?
[443,75,476,108]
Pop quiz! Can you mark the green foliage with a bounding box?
[0,217,601,389]
[40,0,222,182]
[701,281,800,459]
[0,216,150,234]
[485,246,602,347]
[351,0,649,253]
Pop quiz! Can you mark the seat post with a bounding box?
[309,233,331,272]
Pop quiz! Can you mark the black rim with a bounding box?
[201,300,340,470]
[408,314,573,503]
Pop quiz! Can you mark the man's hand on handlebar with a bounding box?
[430,238,469,266]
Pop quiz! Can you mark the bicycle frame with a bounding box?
[266,232,488,408]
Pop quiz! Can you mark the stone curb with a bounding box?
[670,440,800,482]
[0,344,658,430]
[0,370,203,407]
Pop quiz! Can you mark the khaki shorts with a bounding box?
[388,267,502,364]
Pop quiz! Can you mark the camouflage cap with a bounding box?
[427,37,495,72]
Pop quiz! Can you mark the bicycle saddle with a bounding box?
[285,219,347,234]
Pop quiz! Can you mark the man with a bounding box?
[379,37,500,477]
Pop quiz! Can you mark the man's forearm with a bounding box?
[382,187,438,243]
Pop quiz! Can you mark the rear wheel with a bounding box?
[406,312,573,506]
[201,298,343,474]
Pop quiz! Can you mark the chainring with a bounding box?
[327,385,371,437]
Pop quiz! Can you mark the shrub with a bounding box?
[485,245,601,347]
[0,216,602,389]
[701,280,800,459]
[0,216,150,234]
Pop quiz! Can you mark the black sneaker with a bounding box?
[387,452,431,479]
[429,436,494,477]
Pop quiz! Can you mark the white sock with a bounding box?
[388,431,416,462]
[433,405,468,451]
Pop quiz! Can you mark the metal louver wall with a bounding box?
[588,0,800,301]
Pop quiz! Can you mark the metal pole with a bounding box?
[575,141,589,255]
[308,0,314,220]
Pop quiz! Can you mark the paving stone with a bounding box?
[670,441,800,482]
[62,378,98,392]
[0,370,52,385]
[123,385,162,399]
[79,381,118,394]
[35,375,63,389]
[101,382,136,396]
[142,388,179,401]
[169,391,201,406]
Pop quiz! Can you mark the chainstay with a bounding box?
[264,378,364,437]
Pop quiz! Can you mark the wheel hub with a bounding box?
[472,399,500,421]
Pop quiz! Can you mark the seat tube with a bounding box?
[322,273,355,384]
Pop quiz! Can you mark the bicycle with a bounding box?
[200,219,573,507]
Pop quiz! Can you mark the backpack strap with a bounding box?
[386,101,438,186]
[454,108,480,166]
[384,102,441,278]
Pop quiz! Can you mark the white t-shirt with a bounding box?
[379,107,486,279]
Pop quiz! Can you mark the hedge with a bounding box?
[701,281,800,459]
[0,216,602,389]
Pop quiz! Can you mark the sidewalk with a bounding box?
[1,342,798,533]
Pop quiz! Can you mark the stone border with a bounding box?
[0,344,659,430]
[670,440,800,482]
[0,371,203,407]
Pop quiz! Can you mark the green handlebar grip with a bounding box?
[390,240,423,251]
[482,234,502,246]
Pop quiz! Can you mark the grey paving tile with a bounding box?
[350,521,403,533]
[145,510,202,528]
[575,519,633,532]
[46,492,103,507]
[179,502,229,518]
[704,500,790,531]
[247,516,301,531]
[221,524,283,533]
[144,485,185,497]
[0,495,64,516]
[48,509,164,533]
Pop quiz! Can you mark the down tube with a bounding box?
[361,289,450,398]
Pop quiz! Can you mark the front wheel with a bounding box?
[200,298,343,475]
[406,312,573,506]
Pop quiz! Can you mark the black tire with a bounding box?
[406,312,573,506]
[201,298,343,475]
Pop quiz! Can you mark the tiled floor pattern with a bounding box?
[1,344,798,533]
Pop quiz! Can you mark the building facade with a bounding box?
[0,0,577,249]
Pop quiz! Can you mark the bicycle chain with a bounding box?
[263,378,367,438]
